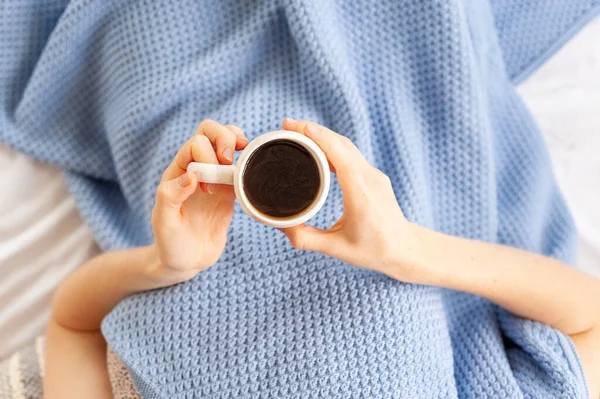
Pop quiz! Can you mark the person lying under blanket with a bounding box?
[35,120,600,398]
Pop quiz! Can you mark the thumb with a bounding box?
[282,224,333,254]
[154,171,198,225]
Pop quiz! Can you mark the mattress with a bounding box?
[0,16,598,360]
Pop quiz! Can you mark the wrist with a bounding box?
[144,244,199,288]
[383,222,444,286]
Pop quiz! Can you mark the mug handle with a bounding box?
[187,162,235,185]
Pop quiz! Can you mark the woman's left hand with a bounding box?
[281,119,428,283]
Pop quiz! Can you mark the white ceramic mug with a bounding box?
[187,130,330,228]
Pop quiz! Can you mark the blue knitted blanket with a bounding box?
[2,1,599,397]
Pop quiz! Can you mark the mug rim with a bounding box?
[233,130,330,228]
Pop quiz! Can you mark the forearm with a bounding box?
[51,244,189,332]
[395,224,600,397]
[404,224,600,336]
[46,245,192,398]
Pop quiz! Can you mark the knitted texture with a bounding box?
[1,1,598,397]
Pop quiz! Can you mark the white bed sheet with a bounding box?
[518,16,600,279]
[0,17,599,359]
[0,144,98,359]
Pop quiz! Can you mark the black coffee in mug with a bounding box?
[242,139,321,218]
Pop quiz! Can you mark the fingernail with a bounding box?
[178,173,190,187]
[233,130,246,139]
[305,123,320,136]
[223,147,234,162]
[285,117,298,126]
[207,183,215,194]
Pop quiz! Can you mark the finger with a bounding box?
[161,134,220,183]
[225,124,249,151]
[282,119,336,172]
[188,135,219,194]
[153,171,198,231]
[283,119,363,169]
[163,135,219,194]
[283,118,338,172]
[283,119,364,191]
[195,120,237,164]
[283,118,321,137]
[282,224,335,254]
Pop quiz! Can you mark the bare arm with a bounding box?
[408,224,600,397]
[412,225,600,337]
[45,246,181,399]
[281,119,600,398]
[44,121,249,398]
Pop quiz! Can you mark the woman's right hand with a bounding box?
[151,120,248,281]
[281,119,429,284]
